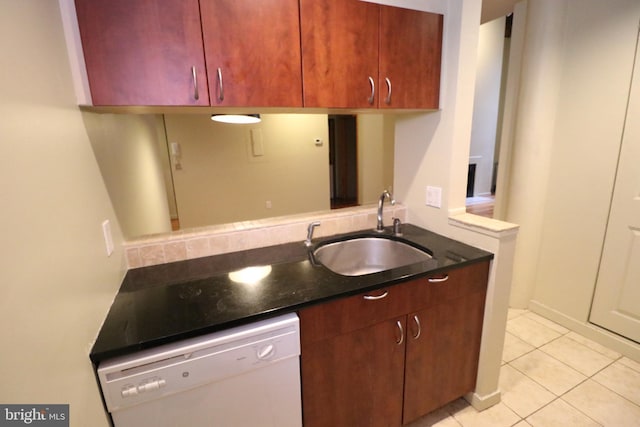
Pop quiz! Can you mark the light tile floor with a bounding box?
[407,308,640,427]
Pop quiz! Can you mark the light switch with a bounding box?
[426,186,442,208]
[251,129,264,156]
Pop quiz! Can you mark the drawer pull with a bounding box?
[363,290,388,301]
[385,77,392,105]
[412,315,422,339]
[395,320,404,345]
[217,67,225,102]
[191,66,199,101]
[428,275,449,283]
[368,76,375,104]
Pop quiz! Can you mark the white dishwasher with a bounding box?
[97,313,302,427]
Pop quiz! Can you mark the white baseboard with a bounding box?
[529,300,640,362]
[465,389,501,411]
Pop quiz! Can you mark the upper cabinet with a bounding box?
[75,0,209,106]
[73,0,442,109]
[379,6,443,109]
[200,0,303,107]
[300,0,443,109]
[299,0,379,109]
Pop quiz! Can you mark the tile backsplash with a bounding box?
[125,204,407,269]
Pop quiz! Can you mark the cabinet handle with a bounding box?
[412,315,421,339]
[363,290,388,301]
[385,77,392,105]
[368,76,375,104]
[217,67,225,102]
[395,320,404,345]
[428,275,449,283]
[191,66,199,101]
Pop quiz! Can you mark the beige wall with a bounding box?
[82,113,172,238]
[495,0,640,358]
[164,114,331,228]
[0,1,126,426]
[503,0,568,307]
[394,0,482,231]
[529,0,640,320]
[357,114,395,204]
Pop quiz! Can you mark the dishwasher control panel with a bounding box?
[97,314,300,412]
[120,376,167,398]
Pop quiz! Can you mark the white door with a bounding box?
[590,26,640,343]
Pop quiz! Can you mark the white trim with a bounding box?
[449,213,519,239]
[360,0,447,15]
[529,300,640,362]
[448,207,467,217]
[58,0,92,105]
[465,389,501,411]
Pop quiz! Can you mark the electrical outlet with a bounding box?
[426,186,442,208]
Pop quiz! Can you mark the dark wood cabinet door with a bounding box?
[200,0,303,107]
[379,6,443,109]
[402,291,487,424]
[75,0,209,106]
[300,0,379,108]
[301,318,406,427]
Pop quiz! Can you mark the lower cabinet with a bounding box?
[301,318,406,426]
[299,261,489,427]
[402,290,487,422]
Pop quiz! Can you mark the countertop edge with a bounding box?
[90,224,494,363]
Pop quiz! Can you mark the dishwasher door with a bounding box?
[97,313,301,427]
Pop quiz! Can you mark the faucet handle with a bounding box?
[305,221,321,247]
[392,217,402,236]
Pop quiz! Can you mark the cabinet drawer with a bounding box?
[299,286,411,345]
[401,261,490,313]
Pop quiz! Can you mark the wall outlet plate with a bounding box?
[102,219,114,256]
[426,186,442,208]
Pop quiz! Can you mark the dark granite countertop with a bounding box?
[90,224,493,363]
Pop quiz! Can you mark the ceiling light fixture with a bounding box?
[211,114,261,124]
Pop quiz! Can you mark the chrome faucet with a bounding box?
[376,190,395,232]
[305,221,321,247]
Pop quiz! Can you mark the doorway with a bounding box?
[466,14,513,218]
[329,115,358,209]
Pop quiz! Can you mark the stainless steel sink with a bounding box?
[313,237,432,276]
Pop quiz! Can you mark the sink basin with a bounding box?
[313,237,432,276]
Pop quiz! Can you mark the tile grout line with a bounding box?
[505,308,640,425]
[589,373,640,412]
[524,394,604,427]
